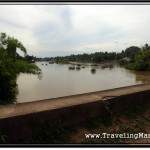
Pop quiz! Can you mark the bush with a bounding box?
[68,66,75,70]
[76,66,81,70]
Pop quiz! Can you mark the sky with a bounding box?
[0,4,150,57]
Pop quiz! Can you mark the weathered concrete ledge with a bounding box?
[0,84,150,141]
[1,84,150,119]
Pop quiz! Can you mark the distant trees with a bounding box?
[25,55,37,63]
[52,44,150,72]
[92,52,118,63]
[54,52,120,63]
[0,33,42,104]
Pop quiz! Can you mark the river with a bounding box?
[16,62,150,103]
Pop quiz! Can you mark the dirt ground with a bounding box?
[69,104,150,144]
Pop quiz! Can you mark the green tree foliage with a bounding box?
[53,52,120,63]
[0,33,27,61]
[0,49,17,104]
[0,33,42,104]
[92,52,118,63]
[125,44,150,71]
[124,46,141,61]
[25,55,36,63]
[141,43,150,51]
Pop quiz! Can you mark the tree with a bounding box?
[125,44,150,71]
[0,33,42,104]
[141,43,150,51]
[0,33,27,62]
[124,46,141,61]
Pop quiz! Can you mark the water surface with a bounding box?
[17,62,150,103]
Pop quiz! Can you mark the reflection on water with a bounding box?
[16,62,150,103]
[134,71,150,84]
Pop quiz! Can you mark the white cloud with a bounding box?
[0,4,150,57]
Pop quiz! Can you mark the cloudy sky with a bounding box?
[0,4,150,57]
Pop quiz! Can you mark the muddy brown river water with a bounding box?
[16,62,150,103]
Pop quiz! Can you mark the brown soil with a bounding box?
[69,105,150,144]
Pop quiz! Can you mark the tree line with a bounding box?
[52,44,150,72]
[22,44,150,72]
[51,46,141,63]
[21,46,141,64]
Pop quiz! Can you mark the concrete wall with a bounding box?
[0,85,150,142]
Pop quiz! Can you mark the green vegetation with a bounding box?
[101,101,113,126]
[52,44,150,72]
[68,66,75,70]
[55,57,69,64]
[22,120,69,144]
[0,120,73,144]
[120,44,150,71]
[51,52,120,63]
[0,132,9,144]
[51,49,129,66]
[0,33,42,104]
[91,68,96,74]
[121,46,141,61]
[76,66,81,70]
